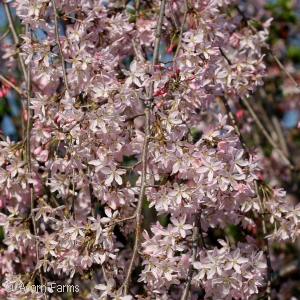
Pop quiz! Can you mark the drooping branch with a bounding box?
[218,79,273,300]
[254,181,272,300]
[3,2,27,82]
[180,211,201,300]
[173,0,188,61]
[51,0,69,94]
[121,0,166,295]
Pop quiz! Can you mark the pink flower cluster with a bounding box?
[0,0,297,299]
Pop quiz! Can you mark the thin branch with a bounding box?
[254,181,272,300]
[168,0,180,31]
[199,207,207,250]
[121,0,166,295]
[3,2,27,82]
[51,0,69,94]
[88,165,95,218]
[72,169,75,220]
[173,0,188,61]
[145,184,164,188]
[240,96,294,169]
[181,212,201,300]
[258,87,289,156]
[235,5,299,89]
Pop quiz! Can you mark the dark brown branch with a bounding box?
[255,181,272,300]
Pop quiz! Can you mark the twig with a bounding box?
[0,29,10,42]
[254,181,272,300]
[107,215,136,228]
[180,212,201,300]
[118,160,141,169]
[125,113,145,122]
[235,5,300,89]
[173,0,188,61]
[121,0,166,295]
[258,87,289,156]
[219,96,247,150]
[51,0,69,94]
[131,39,144,62]
[3,2,27,82]
[0,74,24,96]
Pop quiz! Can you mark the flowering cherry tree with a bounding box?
[0,0,299,299]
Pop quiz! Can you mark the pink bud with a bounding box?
[22,105,28,121]
[39,150,49,162]
[236,109,244,119]
[153,64,161,69]
[167,66,173,71]
[34,147,42,155]
[54,114,61,125]
[15,150,20,157]
[152,92,158,97]
[160,89,165,95]
[9,77,16,84]
[166,46,172,53]
[156,101,163,108]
